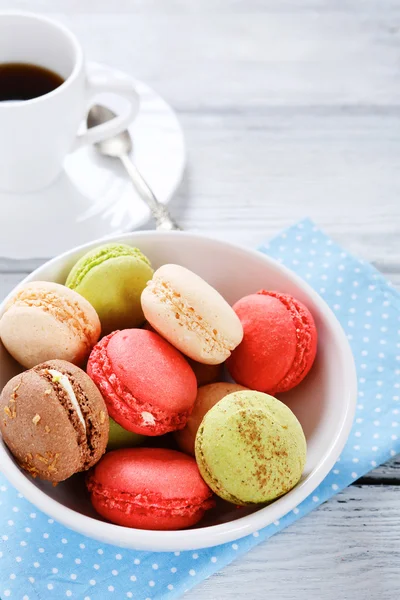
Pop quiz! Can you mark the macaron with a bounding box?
[195,390,307,505]
[66,243,154,335]
[227,290,317,394]
[141,264,243,365]
[186,359,224,387]
[87,329,197,436]
[0,359,108,482]
[107,417,145,451]
[0,281,101,369]
[87,447,215,530]
[175,382,247,455]
[144,322,228,387]
[145,322,224,386]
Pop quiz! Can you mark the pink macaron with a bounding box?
[227,290,317,394]
[87,329,197,436]
[87,447,215,530]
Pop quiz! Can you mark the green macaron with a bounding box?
[195,390,307,505]
[66,243,153,335]
[107,417,146,451]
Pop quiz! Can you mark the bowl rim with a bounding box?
[0,230,357,551]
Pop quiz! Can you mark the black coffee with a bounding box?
[0,62,64,101]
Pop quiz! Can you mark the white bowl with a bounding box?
[0,232,357,551]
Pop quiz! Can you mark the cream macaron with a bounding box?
[141,264,243,364]
[0,281,101,369]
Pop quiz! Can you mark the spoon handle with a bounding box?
[120,154,181,231]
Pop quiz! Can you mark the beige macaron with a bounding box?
[0,281,101,369]
[141,264,243,364]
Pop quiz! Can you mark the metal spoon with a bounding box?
[87,104,181,231]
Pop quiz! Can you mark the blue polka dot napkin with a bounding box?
[0,218,399,600]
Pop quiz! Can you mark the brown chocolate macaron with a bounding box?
[0,359,109,482]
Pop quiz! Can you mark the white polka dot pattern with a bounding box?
[0,219,399,599]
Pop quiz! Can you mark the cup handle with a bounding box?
[72,70,140,152]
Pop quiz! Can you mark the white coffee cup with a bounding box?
[0,11,140,193]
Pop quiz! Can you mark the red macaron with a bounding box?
[227,290,317,394]
[87,329,197,436]
[87,447,215,530]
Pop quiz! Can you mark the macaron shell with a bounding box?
[87,329,197,436]
[0,360,108,481]
[227,291,317,394]
[66,244,154,335]
[141,264,243,365]
[175,382,247,455]
[262,291,317,392]
[89,494,204,530]
[107,330,196,414]
[87,448,215,530]
[0,371,84,481]
[0,308,89,369]
[0,281,100,369]
[147,325,224,386]
[107,417,145,451]
[195,391,307,505]
[227,293,296,392]
[45,359,109,470]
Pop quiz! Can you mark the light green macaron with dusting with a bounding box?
[195,390,307,505]
[66,243,153,335]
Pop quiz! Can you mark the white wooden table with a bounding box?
[1,1,399,598]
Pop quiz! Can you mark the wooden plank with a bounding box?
[0,6,397,111]
[1,109,400,268]
[171,112,400,261]
[185,485,400,600]
[3,0,400,16]
[0,273,29,297]
[69,11,400,111]
[358,456,400,483]
[0,5,397,259]
[0,259,45,274]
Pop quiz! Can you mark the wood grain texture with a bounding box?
[0,0,399,598]
[187,486,400,600]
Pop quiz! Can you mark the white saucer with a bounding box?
[0,62,186,260]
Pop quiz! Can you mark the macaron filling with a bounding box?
[66,244,151,290]
[8,287,95,348]
[87,476,215,518]
[146,278,236,356]
[36,364,103,468]
[47,369,86,431]
[89,333,191,434]
[257,291,316,393]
